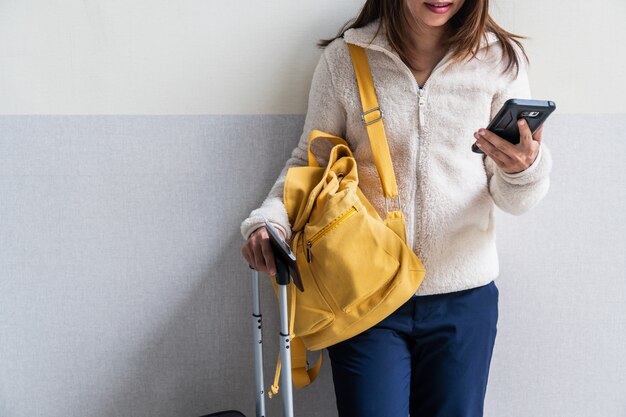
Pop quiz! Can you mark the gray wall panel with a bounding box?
[0,114,624,417]
[489,115,626,417]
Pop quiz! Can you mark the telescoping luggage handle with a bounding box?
[201,261,294,417]
[251,270,267,417]
[251,262,295,417]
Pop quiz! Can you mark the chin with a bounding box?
[422,17,452,28]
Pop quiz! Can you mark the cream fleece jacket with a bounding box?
[240,18,552,295]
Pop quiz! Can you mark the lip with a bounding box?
[424,2,453,14]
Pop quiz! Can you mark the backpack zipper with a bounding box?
[306,206,358,263]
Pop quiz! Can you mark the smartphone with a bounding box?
[263,218,304,291]
[472,99,556,153]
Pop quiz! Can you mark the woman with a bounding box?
[240,0,552,416]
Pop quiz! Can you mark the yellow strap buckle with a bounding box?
[385,195,402,213]
[361,106,384,125]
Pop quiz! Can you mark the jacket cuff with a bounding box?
[240,199,292,241]
[496,144,552,185]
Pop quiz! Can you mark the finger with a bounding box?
[477,128,516,156]
[252,231,268,272]
[475,132,512,165]
[260,236,277,276]
[480,144,507,168]
[517,119,534,148]
[533,124,544,143]
[476,139,507,168]
[241,244,253,267]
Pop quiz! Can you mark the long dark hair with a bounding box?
[318,0,528,76]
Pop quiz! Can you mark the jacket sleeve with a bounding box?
[483,52,553,216]
[240,50,347,241]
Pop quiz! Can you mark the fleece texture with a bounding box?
[240,18,552,296]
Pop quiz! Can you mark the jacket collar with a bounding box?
[343,17,500,57]
[343,18,396,56]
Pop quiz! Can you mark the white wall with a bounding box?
[490,0,626,114]
[1,0,625,114]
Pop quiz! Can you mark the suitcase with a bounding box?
[200,260,295,417]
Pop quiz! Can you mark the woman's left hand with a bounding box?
[474,119,543,174]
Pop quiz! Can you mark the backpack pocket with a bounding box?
[305,203,401,313]
[291,231,335,337]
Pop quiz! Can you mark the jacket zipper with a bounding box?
[414,50,453,127]
[306,206,358,263]
[348,42,453,251]
[413,87,424,251]
[417,87,426,128]
[406,54,453,252]
[345,41,454,253]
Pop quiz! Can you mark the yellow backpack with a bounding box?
[269,44,426,396]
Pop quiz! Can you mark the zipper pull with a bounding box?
[306,241,312,263]
[418,87,426,128]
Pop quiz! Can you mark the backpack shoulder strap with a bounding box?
[346,43,400,204]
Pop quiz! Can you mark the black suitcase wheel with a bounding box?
[198,410,247,417]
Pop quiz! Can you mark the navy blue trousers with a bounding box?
[327,280,499,417]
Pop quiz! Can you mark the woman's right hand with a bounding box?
[241,226,285,276]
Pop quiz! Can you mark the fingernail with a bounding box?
[269,269,276,276]
[518,119,525,126]
[478,128,485,134]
